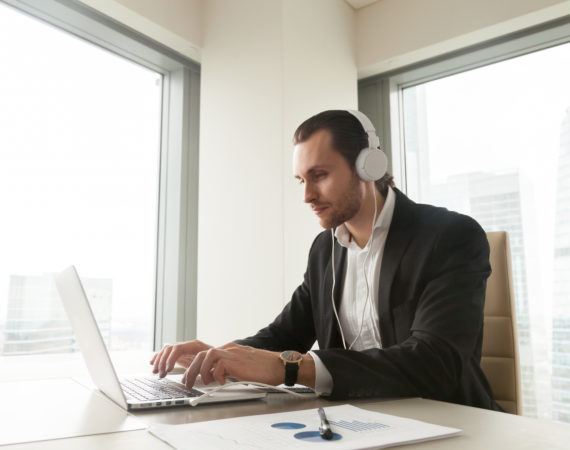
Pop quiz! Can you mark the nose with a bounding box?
[304,182,316,204]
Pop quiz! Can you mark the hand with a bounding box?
[180,343,283,389]
[149,340,213,378]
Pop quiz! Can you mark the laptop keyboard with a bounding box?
[120,377,202,401]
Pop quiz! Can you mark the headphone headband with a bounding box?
[347,110,380,149]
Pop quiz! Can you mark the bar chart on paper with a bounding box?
[148,404,461,450]
[329,419,390,432]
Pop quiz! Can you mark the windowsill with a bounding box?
[0,350,157,382]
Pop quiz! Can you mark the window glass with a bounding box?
[402,41,570,423]
[0,3,161,355]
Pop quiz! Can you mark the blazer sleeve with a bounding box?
[313,215,491,403]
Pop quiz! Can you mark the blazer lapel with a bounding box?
[322,239,347,348]
[378,189,416,347]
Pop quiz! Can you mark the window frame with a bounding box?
[358,17,570,194]
[0,0,200,351]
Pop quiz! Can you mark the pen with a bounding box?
[318,407,333,440]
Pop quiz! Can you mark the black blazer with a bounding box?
[236,188,501,411]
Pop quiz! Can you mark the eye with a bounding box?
[313,172,326,180]
[297,178,305,185]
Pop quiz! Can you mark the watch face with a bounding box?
[280,350,302,362]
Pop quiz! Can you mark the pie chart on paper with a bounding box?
[294,430,343,442]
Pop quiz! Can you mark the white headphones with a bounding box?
[347,110,388,182]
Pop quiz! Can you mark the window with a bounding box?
[360,20,570,423]
[0,0,199,366]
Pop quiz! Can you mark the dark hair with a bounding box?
[293,110,395,196]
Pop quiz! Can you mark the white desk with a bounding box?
[0,378,144,446]
[1,378,569,449]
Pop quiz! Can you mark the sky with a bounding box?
[423,43,570,183]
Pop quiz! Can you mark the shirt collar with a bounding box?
[335,186,395,249]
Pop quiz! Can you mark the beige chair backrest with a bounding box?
[481,231,522,415]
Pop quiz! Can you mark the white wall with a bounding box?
[281,0,357,329]
[197,0,284,344]
[198,0,356,344]
[356,0,570,78]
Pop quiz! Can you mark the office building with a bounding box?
[552,107,570,422]
[428,171,540,417]
[2,274,112,355]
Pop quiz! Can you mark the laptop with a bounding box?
[54,265,266,410]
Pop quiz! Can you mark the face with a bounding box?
[293,129,363,229]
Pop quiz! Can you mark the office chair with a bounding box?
[480,231,522,415]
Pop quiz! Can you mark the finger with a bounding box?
[165,344,184,373]
[152,345,168,373]
[212,359,228,385]
[200,348,224,385]
[157,345,174,377]
[183,351,207,389]
[149,352,159,365]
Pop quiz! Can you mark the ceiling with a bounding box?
[345,0,380,10]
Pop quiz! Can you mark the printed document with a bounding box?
[148,404,460,449]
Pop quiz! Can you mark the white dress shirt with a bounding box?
[309,187,396,395]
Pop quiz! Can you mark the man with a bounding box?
[150,110,501,411]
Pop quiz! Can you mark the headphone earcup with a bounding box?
[355,148,388,182]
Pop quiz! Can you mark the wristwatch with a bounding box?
[279,350,303,386]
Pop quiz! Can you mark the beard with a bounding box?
[318,173,362,229]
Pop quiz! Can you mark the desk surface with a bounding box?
[0,378,144,446]
[2,379,569,449]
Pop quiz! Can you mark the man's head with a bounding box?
[292,110,394,229]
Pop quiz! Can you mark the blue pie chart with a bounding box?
[294,430,343,442]
[271,422,306,429]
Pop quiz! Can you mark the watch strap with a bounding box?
[284,361,299,386]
